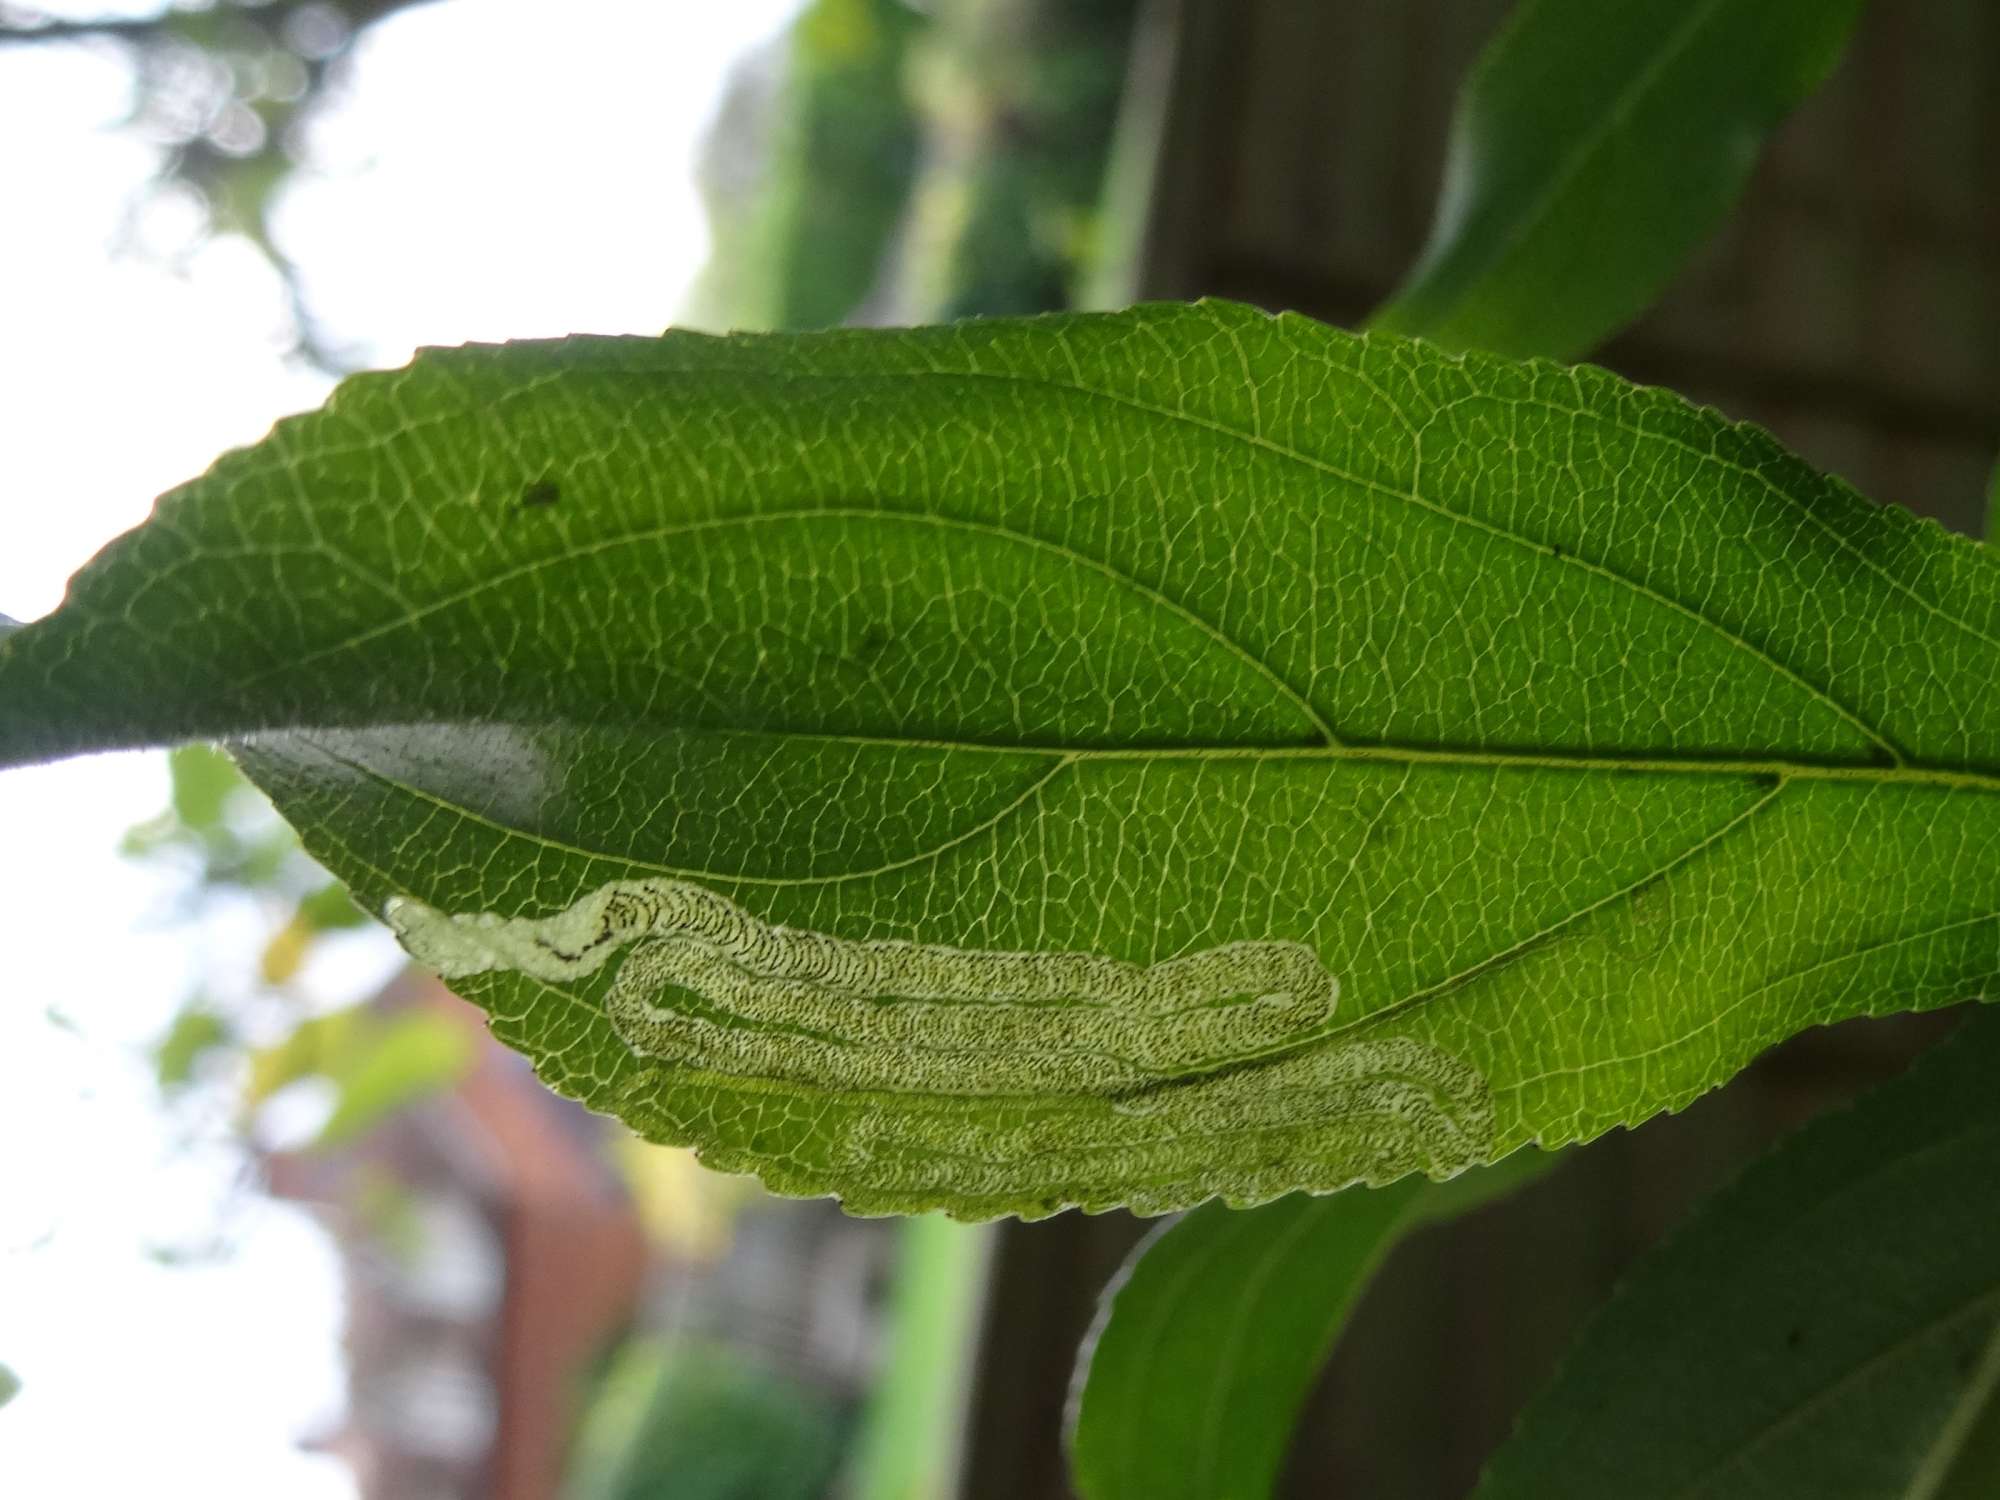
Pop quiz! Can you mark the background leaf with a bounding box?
[1372,0,1864,359]
[1476,1008,2000,1499]
[5,302,2000,1217]
[1068,1150,1551,1500]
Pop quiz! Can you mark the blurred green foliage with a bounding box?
[688,0,1141,331]
[897,0,1139,321]
[14,0,1142,351]
[248,1005,473,1149]
[123,744,468,1150]
[121,743,290,887]
[687,0,925,331]
[564,1338,846,1500]
[153,1003,233,1090]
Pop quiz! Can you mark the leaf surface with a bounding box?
[1068,1151,1549,1500]
[4,301,2000,1216]
[1475,1010,2000,1500]
[1372,0,1863,359]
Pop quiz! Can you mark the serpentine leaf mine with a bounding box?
[387,878,1495,1214]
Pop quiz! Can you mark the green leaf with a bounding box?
[1069,1150,1551,1500]
[1373,0,1863,359]
[1475,1009,2000,1500]
[4,302,2000,1218]
[0,1362,19,1411]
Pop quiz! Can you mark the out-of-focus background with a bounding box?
[1,2,1996,1497]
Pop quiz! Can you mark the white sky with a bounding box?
[0,2,801,1493]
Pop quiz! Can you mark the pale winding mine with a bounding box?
[387,878,1495,1199]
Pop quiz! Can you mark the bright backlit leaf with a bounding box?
[3,302,1999,1217]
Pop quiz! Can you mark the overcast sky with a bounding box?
[0,2,801,1491]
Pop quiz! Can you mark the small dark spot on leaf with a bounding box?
[520,478,561,509]
[1548,543,1563,559]
[1786,1325,1804,1351]
[856,622,893,658]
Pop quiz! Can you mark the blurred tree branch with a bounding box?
[2,0,441,370]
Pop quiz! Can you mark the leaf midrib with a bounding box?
[287,734,2000,969]
[310,727,2000,808]
[302,724,2000,1114]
